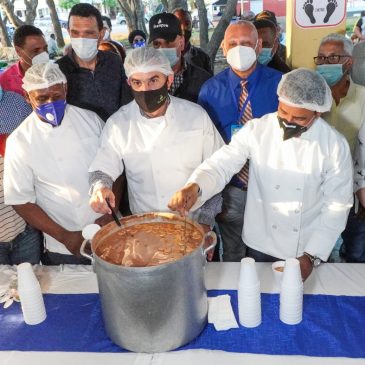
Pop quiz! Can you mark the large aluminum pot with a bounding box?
[80,212,216,353]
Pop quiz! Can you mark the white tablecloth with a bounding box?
[0,262,365,365]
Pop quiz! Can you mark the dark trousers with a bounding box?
[41,250,92,265]
[246,246,281,262]
[341,207,365,263]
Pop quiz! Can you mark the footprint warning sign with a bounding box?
[295,0,346,28]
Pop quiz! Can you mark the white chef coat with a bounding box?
[187,112,354,261]
[4,105,103,254]
[89,96,224,215]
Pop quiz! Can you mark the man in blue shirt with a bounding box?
[198,20,282,261]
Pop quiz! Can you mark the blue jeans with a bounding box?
[0,225,43,265]
[341,207,365,263]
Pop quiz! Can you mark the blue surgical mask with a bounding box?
[133,40,145,48]
[316,64,343,86]
[36,100,66,127]
[158,47,179,67]
[258,47,273,65]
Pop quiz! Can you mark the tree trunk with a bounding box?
[168,0,187,11]
[118,0,147,34]
[195,0,208,51]
[24,0,38,25]
[161,0,168,11]
[46,0,65,47]
[134,0,146,33]
[0,12,11,47]
[0,0,24,28]
[207,0,237,63]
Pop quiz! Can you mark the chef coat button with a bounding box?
[293,228,298,232]
[275,185,280,190]
[296,187,301,191]
[272,225,277,229]
[295,209,300,214]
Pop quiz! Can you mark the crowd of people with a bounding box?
[0,3,364,280]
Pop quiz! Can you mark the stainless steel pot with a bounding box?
[80,212,216,353]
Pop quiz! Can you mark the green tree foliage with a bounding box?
[59,0,79,10]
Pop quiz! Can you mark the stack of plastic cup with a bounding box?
[17,263,47,325]
[237,257,262,328]
[279,258,303,325]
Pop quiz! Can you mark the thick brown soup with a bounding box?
[95,221,203,267]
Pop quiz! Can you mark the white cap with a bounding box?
[277,68,333,113]
[22,62,67,93]
[124,47,173,78]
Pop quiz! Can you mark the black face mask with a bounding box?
[277,116,308,141]
[184,30,192,44]
[132,82,169,113]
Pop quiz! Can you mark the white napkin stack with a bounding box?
[208,294,239,331]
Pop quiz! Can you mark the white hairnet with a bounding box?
[124,47,173,78]
[22,62,67,93]
[277,68,333,113]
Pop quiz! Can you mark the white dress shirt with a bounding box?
[187,112,354,260]
[89,96,224,215]
[4,105,104,254]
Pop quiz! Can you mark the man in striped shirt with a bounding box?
[0,85,43,264]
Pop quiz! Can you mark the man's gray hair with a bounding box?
[319,33,353,56]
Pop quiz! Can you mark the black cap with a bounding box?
[253,18,277,31]
[149,13,182,43]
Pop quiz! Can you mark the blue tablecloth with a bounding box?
[1,290,364,357]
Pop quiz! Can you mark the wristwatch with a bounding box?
[303,252,321,267]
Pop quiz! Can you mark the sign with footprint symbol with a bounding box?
[295,0,346,28]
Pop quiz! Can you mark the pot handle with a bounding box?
[202,231,217,257]
[80,239,94,264]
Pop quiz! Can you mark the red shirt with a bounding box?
[0,61,25,96]
[0,134,8,157]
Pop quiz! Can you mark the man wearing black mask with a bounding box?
[168,69,353,281]
[173,8,213,75]
[88,48,224,256]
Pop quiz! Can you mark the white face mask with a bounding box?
[71,38,98,61]
[31,51,50,65]
[226,43,258,72]
[103,30,110,41]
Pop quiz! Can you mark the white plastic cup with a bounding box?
[82,224,101,240]
[281,258,302,288]
[280,280,303,325]
[280,313,302,325]
[238,282,262,328]
[17,263,47,325]
[17,263,39,291]
[239,257,259,288]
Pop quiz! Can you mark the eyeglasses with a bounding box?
[313,55,350,65]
